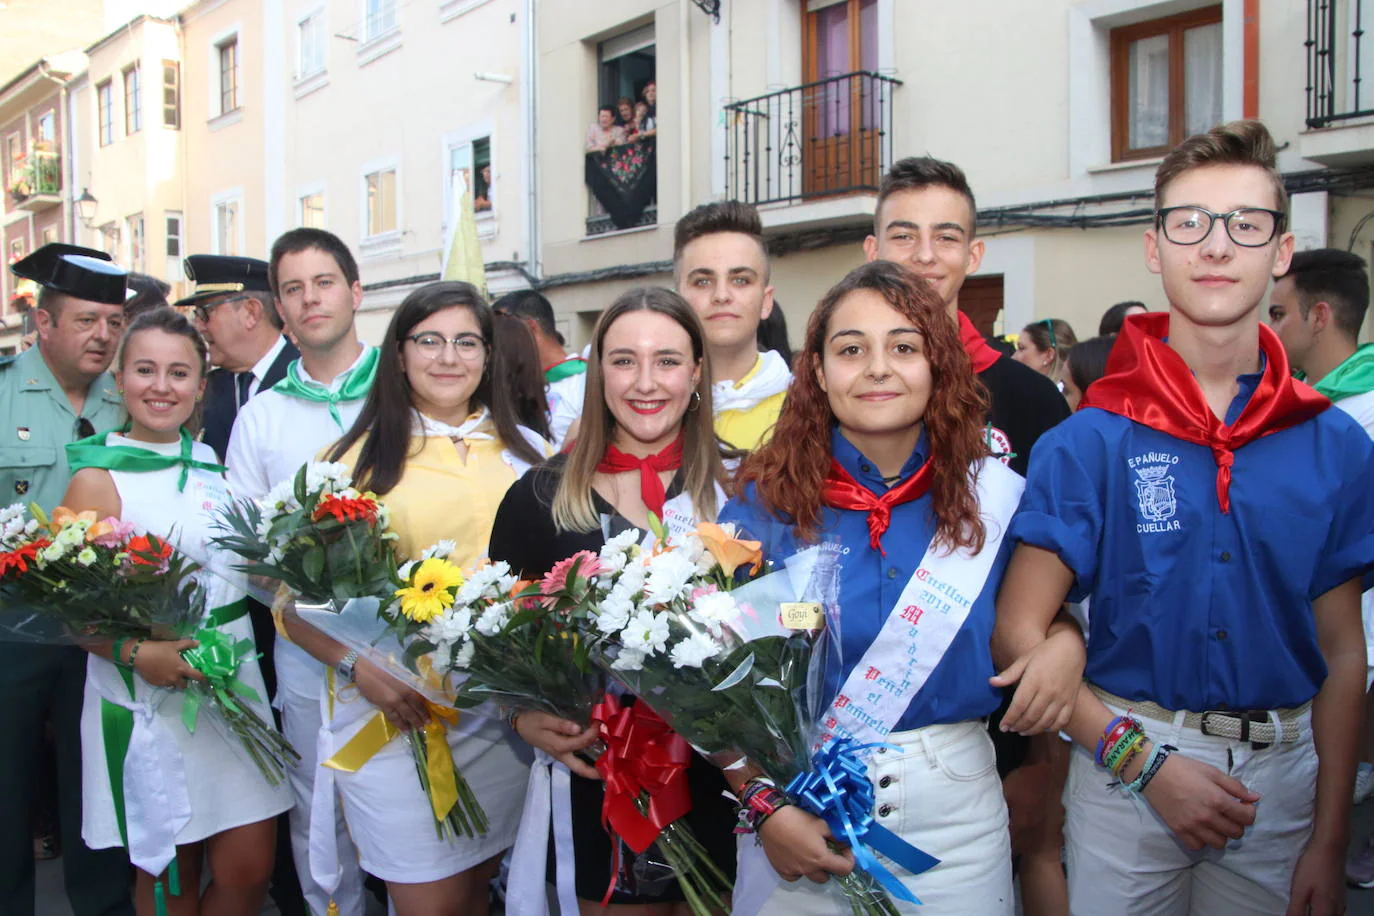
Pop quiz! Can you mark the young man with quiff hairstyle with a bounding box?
[996,120,1374,915]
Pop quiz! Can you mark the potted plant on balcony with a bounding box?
[7,155,32,204]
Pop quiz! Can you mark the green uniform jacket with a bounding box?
[0,346,124,513]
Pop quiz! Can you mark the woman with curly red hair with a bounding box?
[719,260,1068,914]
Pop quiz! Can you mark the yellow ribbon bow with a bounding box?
[322,700,461,821]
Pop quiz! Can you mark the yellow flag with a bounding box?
[441,170,487,297]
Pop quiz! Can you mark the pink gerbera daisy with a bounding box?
[539,550,602,609]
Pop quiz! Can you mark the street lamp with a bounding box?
[75,187,97,227]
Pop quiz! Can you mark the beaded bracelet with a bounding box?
[112,637,130,669]
[127,639,146,670]
[1123,743,1177,794]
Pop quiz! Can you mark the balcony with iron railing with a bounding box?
[723,71,901,219]
[7,149,61,212]
[1302,0,1374,164]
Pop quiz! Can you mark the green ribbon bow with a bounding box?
[1309,343,1374,403]
[179,628,263,734]
[271,346,379,430]
[67,427,226,492]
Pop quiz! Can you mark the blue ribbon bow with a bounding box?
[786,737,941,905]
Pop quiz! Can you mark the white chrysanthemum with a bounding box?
[305,462,352,493]
[670,631,720,669]
[611,648,646,671]
[459,563,506,604]
[453,640,475,668]
[616,557,647,593]
[375,504,392,529]
[643,550,697,605]
[475,601,512,637]
[261,477,300,515]
[397,559,417,580]
[41,542,66,562]
[0,505,26,543]
[76,547,98,567]
[22,519,39,537]
[496,570,519,595]
[56,525,86,547]
[595,592,635,634]
[688,589,741,636]
[425,606,473,644]
[598,529,641,571]
[621,610,670,655]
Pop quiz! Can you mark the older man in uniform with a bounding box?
[0,244,133,916]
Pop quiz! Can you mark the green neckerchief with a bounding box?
[66,427,226,492]
[271,345,379,430]
[544,356,587,384]
[1307,343,1374,403]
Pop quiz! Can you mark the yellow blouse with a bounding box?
[327,434,521,570]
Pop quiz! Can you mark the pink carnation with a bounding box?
[539,550,602,609]
[91,518,135,549]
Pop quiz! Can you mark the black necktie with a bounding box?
[235,372,254,412]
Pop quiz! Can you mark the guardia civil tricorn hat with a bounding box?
[10,243,128,305]
[174,254,272,308]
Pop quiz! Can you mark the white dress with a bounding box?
[80,434,292,862]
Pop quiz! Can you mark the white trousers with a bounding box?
[278,639,367,916]
[1065,700,1318,916]
[735,720,1013,916]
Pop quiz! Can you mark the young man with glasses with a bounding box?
[225,228,374,916]
[0,244,133,916]
[995,121,1374,914]
[183,254,299,464]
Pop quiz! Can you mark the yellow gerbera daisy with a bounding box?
[395,558,465,623]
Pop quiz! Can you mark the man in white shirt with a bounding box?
[225,228,375,916]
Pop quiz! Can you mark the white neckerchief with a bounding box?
[414,407,495,442]
[712,350,791,415]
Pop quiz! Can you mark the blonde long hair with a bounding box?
[552,287,727,532]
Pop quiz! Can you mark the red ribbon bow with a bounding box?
[1082,313,1329,513]
[595,435,685,519]
[591,693,693,904]
[820,458,934,555]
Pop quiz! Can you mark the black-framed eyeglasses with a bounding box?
[192,295,251,324]
[75,417,95,439]
[405,332,487,361]
[1155,207,1286,248]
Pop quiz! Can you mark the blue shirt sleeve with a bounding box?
[1310,421,1374,599]
[1007,417,1106,601]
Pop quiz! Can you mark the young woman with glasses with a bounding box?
[280,281,550,916]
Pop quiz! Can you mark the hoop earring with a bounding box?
[687,390,701,412]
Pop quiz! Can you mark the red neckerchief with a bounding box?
[820,458,934,555]
[595,434,684,518]
[1081,313,1329,513]
[958,310,1002,374]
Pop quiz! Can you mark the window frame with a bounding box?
[123,63,142,135]
[298,187,326,229]
[96,79,114,146]
[361,162,400,240]
[35,111,55,144]
[126,213,145,272]
[165,211,183,259]
[363,0,398,42]
[217,37,240,115]
[162,60,181,129]
[1109,4,1223,162]
[297,8,327,79]
[210,191,243,256]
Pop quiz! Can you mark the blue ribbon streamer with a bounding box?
[785,738,941,906]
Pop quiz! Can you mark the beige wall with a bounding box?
[181,0,268,261]
[279,0,532,312]
[75,18,185,284]
[0,0,105,88]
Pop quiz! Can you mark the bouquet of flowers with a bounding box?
[0,502,298,785]
[212,461,399,610]
[577,522,933,916]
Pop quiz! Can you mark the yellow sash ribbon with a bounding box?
[321,701,461,821]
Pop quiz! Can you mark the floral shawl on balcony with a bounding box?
[585,137,657,231]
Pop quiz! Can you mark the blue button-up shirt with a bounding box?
[720,428,1010,732]
[1010,371,1374,711]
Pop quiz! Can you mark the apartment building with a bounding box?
[536,0,1374,349]
[177,0,536,341]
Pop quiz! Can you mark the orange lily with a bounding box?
[696,522,763,576]
[84,518,116,543]
[50,507,97,532]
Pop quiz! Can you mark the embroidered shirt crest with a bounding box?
[1133,464,1177,522]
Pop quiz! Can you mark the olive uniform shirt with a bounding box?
[0,346,124,513]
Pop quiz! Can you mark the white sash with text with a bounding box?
[818,458,1024,746]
